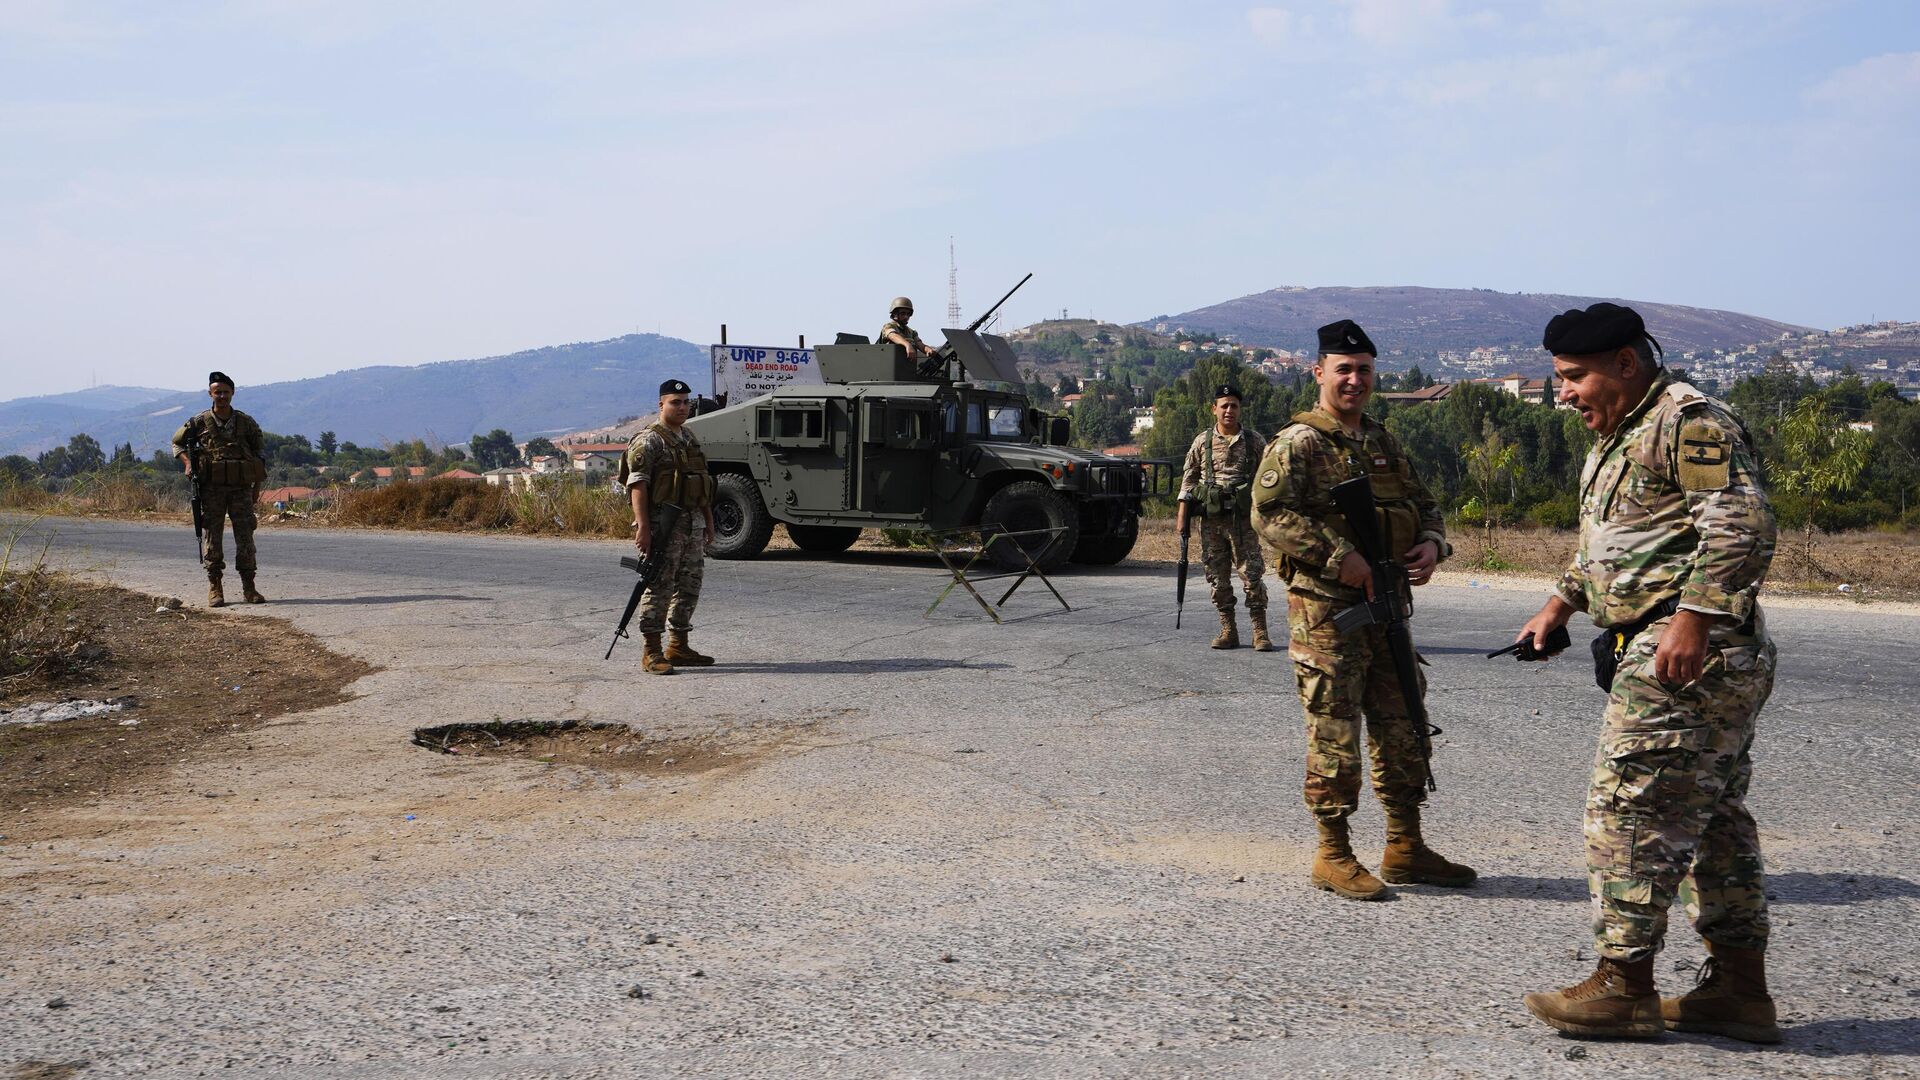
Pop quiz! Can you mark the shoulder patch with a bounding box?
[1676,419,1732,491]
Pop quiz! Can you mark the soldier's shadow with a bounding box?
[1456,871,1919,906]
[272,594,493,605]
[717,658,1012,675]
[1754,1016,1920,1057]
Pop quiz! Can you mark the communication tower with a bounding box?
[947,238,961,328]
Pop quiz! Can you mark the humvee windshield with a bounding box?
[943,397,1027,441]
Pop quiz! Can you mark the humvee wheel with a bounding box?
[710,473,774,559]
[980,481,1079,572]
[1070,514,1139,565]
[787,524,861,553]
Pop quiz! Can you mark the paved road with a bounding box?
[4,517,1918,1078]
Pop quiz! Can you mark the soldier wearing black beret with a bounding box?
[616,378,719,674]
[170,371,268,607]
[1249,319,1473,901]
[1520,301,1782,1042]
[1176,382,1271,650]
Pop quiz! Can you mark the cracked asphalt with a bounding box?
[4,516,1918,1078]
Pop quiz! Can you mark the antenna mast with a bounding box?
[947,237,961,329]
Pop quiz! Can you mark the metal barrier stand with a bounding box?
[920,524,1071,622]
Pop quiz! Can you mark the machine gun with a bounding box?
[1327,475,1439,792]
[920,272,1033,378]
[605,502,684,660]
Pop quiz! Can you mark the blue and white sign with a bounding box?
[711,345,824,403]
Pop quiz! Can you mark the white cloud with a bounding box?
[1341,0,1451,48]
[1246,6,1308,45]
[1807,50,1920,109]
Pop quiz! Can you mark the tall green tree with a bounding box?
[318,431,338,460]
[468,429,519,470]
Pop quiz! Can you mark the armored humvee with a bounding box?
[687,325,1168,571]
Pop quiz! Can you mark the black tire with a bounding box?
[1071,512,1139,565]
[786,523,861,553]
[979,481,1079,572]
[709,473,774,559]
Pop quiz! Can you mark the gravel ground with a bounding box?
[2,515,1916,1078]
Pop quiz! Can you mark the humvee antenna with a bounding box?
[947,238,961,329]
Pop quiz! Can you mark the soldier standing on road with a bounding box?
[619,379,719,676]
[1176,385,1271,650]
[1517,303,1781,1043]
[171,371,267,608]
[878,297,940,363]
[1249,320,1473,901]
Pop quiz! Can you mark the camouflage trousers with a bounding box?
[199,484,258,574]
[1286,590,1428,819]
[1586,621,1775,962]
[1200,509,1267,615]
[639,512,705,634]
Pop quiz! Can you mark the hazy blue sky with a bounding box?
[3,0,1916,398]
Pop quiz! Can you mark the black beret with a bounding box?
[1317,320,1376,357]
[1213,384,1241,401]
[1542,302,1663,358]
[659,379,692,396]
[207,371,234,388]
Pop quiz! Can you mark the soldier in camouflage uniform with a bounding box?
[1176,385,1271,650]
[1517,303,1780,1043]
[620,379,719,676]
[171,371,268,608]
[878,297,938,363]
[1250,320,1473,902]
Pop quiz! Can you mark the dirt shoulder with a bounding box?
[0,580,375,832]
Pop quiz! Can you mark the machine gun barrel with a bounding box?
[964,272,1033,333]
[1328,475,1438,791]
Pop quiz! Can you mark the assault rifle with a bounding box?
[1174,493,1197,628]
[183,429,207,557]
[1327,475,1439,791]
[605,502,684,660]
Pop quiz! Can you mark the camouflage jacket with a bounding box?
[1179,426,1266,500]
[171,409,265,485]
[619,422,703,491]
[878,320,926,352]
[1556,377,1774,630]
[1250,407,1445,601]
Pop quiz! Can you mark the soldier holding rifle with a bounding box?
[1517,303,1781,1043]
[171,371,268,608]
[1249,320,1473,901]
[617,379,719,676]
[1176,385,1271,650]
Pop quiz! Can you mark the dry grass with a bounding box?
[1128,516,1920,599]
[0,524,101,688]
[321,477,629,537]
[0,474,182,516]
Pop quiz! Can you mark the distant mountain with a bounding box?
[17,385,185,410]
[0,335,704,457]
[1143,286,1811,358]
[0,385,186,457]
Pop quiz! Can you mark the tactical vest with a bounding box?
[188,412,267,487]
[1198,428,1248,515]
[1285,410,1421,575]
[644,424,715,509]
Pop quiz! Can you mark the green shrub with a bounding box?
[1526,493,1579,530]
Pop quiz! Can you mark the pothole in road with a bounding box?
[410,718,809,777]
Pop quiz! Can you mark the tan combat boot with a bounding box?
[640,632,676,676]
[1379,806,1477,886]
[240,571,266,604]
[207,571,226,608]
[1211,611,1240,650]
[1310,818,1388,900]
[1524,956,1662,1038]
[1661,943,1780,1044]
[665,630,715,667]
[1249,609,1273,652]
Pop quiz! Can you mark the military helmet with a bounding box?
[889,296,914,315]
